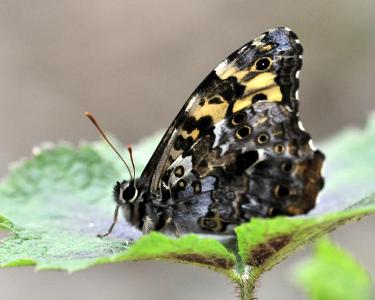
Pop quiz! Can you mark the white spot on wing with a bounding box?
[168,156,193,186]
[185,95,197,112]
[284,27,292,32]
[257,149,266,161]
[215,60,228,75]
[308,139,317,151]
[219,143,230,155]
[298,120,305,131]
[212,123,224,148]
[296,70,300,78]
[251,34,265,47]
[238,45,247,54]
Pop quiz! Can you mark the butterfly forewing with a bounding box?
[142,27,303,194]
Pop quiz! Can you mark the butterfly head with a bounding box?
[113,180,139,205]
[113,178,146,229]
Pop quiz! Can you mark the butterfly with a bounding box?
[86,27,325,238]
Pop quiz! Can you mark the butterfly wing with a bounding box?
[161,100,324,234]
[141,27,304,195]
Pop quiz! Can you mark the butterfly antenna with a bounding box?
[127,145,136,180]
[85,112,133,180]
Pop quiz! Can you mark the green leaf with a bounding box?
[293,237,373,300]
[0,137,235,272]
[235,201,375,278]
[0,114,374,299]
[232,116,375,296]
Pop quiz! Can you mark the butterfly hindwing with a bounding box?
[163,100,324,233]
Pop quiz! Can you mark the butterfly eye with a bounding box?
[255,57,272,71]
[236,126,252,139]
[274,184,290,198]
[122,184,137,202]
[274,144,285,154]
[257,133,270,144]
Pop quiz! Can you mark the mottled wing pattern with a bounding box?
[161,100,324,233]
[142,27,303,195]
[138,27,324,234]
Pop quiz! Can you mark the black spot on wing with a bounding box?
[161,168,172,184]
[252,93,268,102]
[208,97,224,104]
[192,180,202,194]
[268,28,303,107]
[212,28,303,108]
[218,76,246,101]
[182,115,214,137]
[174,135,194,152]
[161,187,171,202]
[174,165,185,177]
[236,126,251,139]
[197,116,214,132]
[255,58,271,70]
[231,112,246,125]
[182,137,194,151]
[227,150,259,175]
[182,117,197,133]
[236,150,259,173]
[174,135,184,151]
[192,71,245,103]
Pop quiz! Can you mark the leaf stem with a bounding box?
[233,267,259,300]
[237,274,256,300]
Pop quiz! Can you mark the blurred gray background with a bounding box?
[0,0,374,299]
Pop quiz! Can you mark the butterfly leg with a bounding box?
[165,217,180,238]
[142,216,156,234]
[97,204,120,238]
